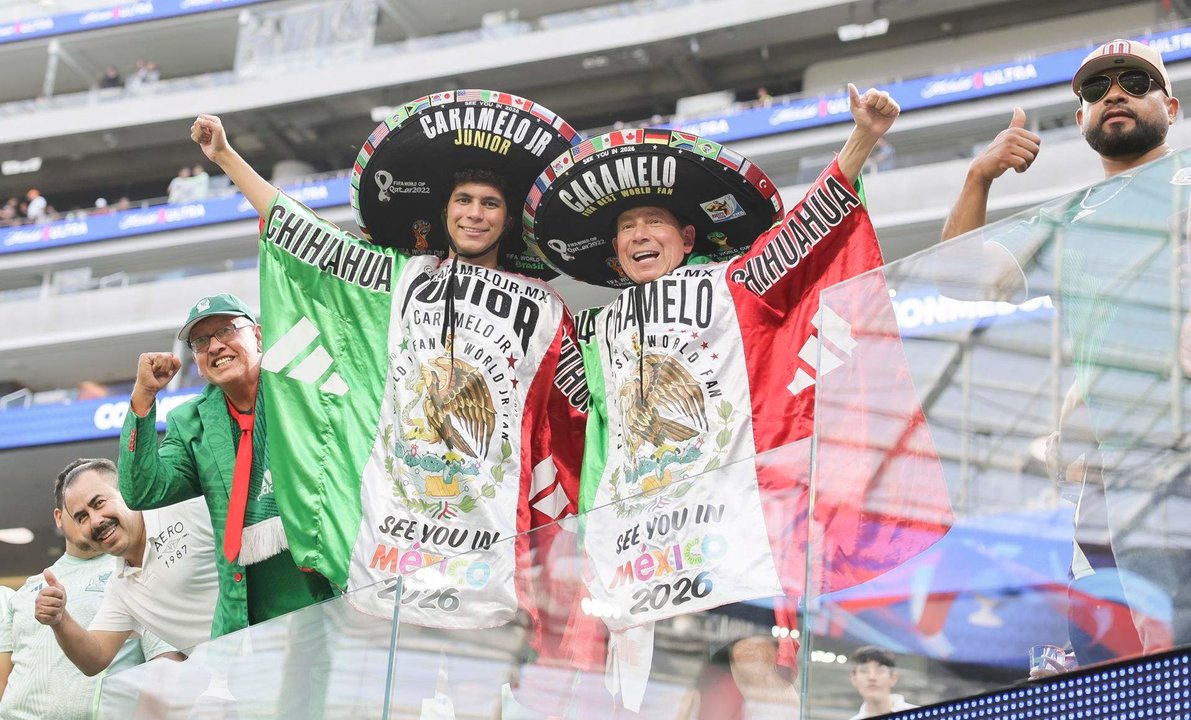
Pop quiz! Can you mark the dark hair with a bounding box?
[451,169,512,207]
[852,646,897,670]
[55,458,117,510]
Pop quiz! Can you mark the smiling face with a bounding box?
[445,181,509,268]
[613,206,696,284]
[1077,69,1178,158]
[62,469,145,564]
[53,506,101,559]
[188,313,262,391]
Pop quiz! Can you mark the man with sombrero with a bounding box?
[172,91,589,649]
[528,85,952,711]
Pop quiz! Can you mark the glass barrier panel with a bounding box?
[95,576,401,718]
[366,439,942,719]
[805,149,1191,717]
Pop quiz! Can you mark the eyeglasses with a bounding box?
[187,320,252,353]
[1078,70,1159,104]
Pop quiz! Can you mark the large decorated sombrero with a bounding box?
[351,89,580,279]
[524,128,784,288]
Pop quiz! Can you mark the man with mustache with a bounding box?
[942,38,1178,238]
[34,458,218,675]
[0,460,178,719]
[942,40,1191,657]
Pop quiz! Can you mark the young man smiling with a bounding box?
[186,91,590,642]
[35,459,217,674]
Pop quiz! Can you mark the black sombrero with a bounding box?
[351,89,580,280]
[523,128,784,288]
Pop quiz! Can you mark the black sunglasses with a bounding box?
[1078,69,1159,103]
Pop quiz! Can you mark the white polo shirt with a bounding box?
[90,498,218,652]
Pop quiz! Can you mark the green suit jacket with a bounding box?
[118,384,253,637]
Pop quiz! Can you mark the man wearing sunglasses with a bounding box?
[943,39,1178,240]
[118,293,335,639]
[941,40,1191,662]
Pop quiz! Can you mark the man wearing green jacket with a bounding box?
[118,293,334,637]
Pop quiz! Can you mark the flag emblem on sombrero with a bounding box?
[531,104,557,124]
[552,116,578,141]
[694,138,722,159]
[644,128,670,145]
[613,129,641,145]
[671,131,699,151]
[744,162,773,194]
[551,152,574,175]
[430,91,454,105]
[404,96,430,115]
[717,146,745,172]
[368,122,391,149]
[573,136,606,162]
[456,89,484,102]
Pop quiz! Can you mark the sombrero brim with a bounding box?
[350,89,580,280]
[524,128,783,288]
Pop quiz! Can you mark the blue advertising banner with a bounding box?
[0,0,271,45]
[0,385,203,450]
[673,27,1191,143]
[0,176,350,255]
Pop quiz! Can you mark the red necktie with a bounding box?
[223,398,255,563]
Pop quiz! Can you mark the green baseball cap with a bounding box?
[178,293,257,341]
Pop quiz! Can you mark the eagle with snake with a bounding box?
[407,356,496,459]
[619,353,708,458]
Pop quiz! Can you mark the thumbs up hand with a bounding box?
[969,107,1042,183]
[35,569,68,627]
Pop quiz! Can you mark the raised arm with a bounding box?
[121,353,201,509]
[836,83,900,184]
[941,107,1041,240]
[191,114,278,218]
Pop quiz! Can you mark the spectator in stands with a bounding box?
[92,198,110,216]
[114,196,131,212]
[126,59,160,94]
[36,458,218,674]
[942,39,1190,652]
[942,39,1176,238]
[756,86,773,106]
[863,137,895,174]
[0,197,16,225]
[0,459,179,718]
[847,646,917,719]
[190,164,211,201]
[98,65,123,89]
[167,166,192,204]
[23,189,46,223]
[76,380,108,400]
[118,293,335,638]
